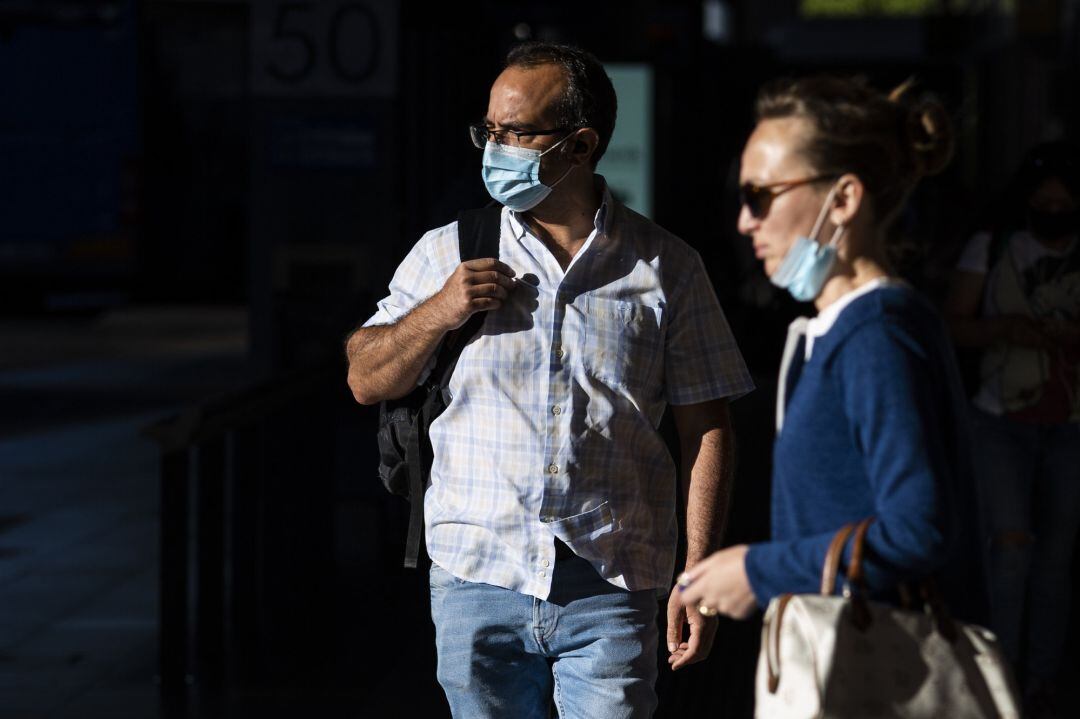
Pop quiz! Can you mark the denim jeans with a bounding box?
[428,555,660,719]
[971,408,1080,683]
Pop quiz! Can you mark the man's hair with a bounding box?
[505,42,617,168]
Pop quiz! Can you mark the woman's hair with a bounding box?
[755,75,954,228]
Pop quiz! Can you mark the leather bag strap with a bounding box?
[766,593,795,694]
[845,517,875,592]
[820,522,857,595]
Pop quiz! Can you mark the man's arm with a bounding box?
[666,397,735,670]
[346,258,516,405]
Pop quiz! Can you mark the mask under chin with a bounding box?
[770,236,838,302]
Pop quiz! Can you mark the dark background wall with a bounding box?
[1,1,1077,717]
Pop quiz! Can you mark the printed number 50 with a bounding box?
[265,2,379,85]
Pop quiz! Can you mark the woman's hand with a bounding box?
[676,544,758,620]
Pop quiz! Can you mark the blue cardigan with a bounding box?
[744,285,986,621]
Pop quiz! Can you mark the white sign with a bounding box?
[599,64,653,219]
[250,0,398,97]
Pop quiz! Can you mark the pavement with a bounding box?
[0,306,248,719]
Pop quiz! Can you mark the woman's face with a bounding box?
[737,117,833,277]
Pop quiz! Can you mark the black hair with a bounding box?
[505,41,617,168]
[995,140,1080,232]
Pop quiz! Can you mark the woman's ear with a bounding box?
[830,173,865,227]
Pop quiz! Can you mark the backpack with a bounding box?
[376,205,503,568]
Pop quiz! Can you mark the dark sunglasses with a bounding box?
[739,175,837,219]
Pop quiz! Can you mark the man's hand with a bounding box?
[432,258,517,330]
[666,583,717,670]
[676,545,757,621]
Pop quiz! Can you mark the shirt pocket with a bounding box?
[583,297,664,391]
[543,501,616,542]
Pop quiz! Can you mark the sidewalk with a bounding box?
[0,306,248,718]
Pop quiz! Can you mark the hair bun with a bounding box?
[889,78,954,178]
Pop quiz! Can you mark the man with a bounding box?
[346,42,752,718]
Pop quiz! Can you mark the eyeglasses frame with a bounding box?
[469,122,574,150]
[739,174,838,219]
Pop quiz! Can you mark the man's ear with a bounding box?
[565,128,600,167]
[829,173,865,227]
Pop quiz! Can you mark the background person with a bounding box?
[944,140,1080,718]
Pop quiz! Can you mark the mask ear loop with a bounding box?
[826,222,846,248]
[540,130,580,191]
[807,183,841,247]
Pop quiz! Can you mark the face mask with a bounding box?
[1028,208,1079,241]
[481,134,575,212]
[770,184,845,302]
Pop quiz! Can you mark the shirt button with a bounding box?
[551,405,562,416]
[538,570,546,578]
[547,464,559,474]
[554,347,565,360]
[542,559,551,568]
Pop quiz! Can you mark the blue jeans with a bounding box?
[971,409,1080,683]
[428,555,660,719]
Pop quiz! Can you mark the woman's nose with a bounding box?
[736,203,758,236]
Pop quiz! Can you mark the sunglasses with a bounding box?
[739,175,837,219]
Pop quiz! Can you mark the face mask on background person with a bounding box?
[1027,208,1080,242]
[481,133,576,212]
[770,184,846,302]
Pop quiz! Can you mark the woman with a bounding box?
[676,76,985,625]
[944,141,1080,717]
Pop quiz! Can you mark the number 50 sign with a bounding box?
[250,0,398,97]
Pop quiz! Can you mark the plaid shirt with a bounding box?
[365,184,753,599]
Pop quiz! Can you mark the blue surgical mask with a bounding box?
[770,185,845,302]
[481,135,574,212]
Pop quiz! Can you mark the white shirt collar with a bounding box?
[804,277,901,361]
[506,176,614,242]
[775,277,900,433]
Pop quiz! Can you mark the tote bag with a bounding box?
[754,519,1020,718]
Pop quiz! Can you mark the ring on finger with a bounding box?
[696,602,718,617]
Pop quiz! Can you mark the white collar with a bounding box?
[804,277,900,361]
[506,176,614,242]
[775,277,899,433]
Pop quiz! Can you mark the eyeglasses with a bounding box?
[469,122,571,149]
[739,175,837,219]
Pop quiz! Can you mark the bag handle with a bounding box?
[768,520,860,693]
[765,593,794,693]
[767,518,955,694]
[819,522,857,595]
[842,517,958,640]
[844,517,875,630]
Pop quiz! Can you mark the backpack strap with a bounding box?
[403,417,425,568]
[431,205,504,382]
[458,205,504,263]
[401,204,502,568]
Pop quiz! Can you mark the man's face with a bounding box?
[485,63,571,186]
